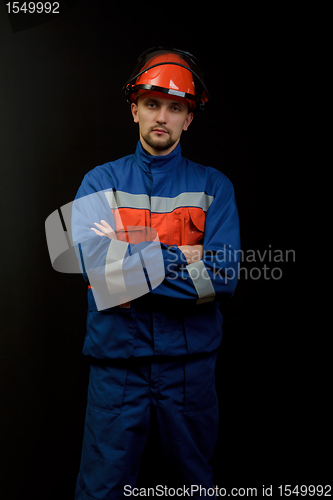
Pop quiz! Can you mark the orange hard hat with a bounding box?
[122,47,210,111]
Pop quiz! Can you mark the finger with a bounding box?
[100,220,116,236]
[94,222,108,232]
[93,222,110,236]
[91,227,104,236]
[99,221,117,238]
[93,222,117,240]
[100,220,113,230]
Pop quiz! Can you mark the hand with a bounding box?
[91,220,117,239]
[178,244,203,264]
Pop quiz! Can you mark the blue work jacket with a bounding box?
[72,141,240,359]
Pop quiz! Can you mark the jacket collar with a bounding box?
[134,140,182,173]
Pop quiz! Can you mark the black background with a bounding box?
[0,2,322,499]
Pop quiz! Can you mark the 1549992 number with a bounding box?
[6,2,60,14]
[278,485,332,497]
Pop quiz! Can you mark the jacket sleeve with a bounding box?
[71,171,185,311]
[150,176,241,302]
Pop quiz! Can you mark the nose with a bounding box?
[155,105,168,124]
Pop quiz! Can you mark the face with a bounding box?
[131,92,194,156]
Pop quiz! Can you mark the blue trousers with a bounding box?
[75,352,219,499]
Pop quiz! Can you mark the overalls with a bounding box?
[73,141,240,499]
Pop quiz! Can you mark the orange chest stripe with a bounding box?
[113,206,206,246]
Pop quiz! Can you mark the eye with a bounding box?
[147,102,157,109]
[171,105,182,112]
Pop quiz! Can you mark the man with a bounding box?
[73,47,240,499]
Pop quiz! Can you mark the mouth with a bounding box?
[152,128,169,135]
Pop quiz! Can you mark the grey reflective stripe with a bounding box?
[105,239,129,294]
[186,260,215,299]
[105,260,128,294]
[104,190,214,213]
[104,190,150,210]
[106,239,129,263]
[151,192,214,213]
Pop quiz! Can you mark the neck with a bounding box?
[140,136,179,156]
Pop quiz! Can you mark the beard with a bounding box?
[141,129,177,152]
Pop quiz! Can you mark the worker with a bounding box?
[72,47,241,499]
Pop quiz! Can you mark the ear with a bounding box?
[131,103,139,123]
[183,112,194,131]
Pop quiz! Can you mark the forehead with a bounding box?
[138,91,188,109]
